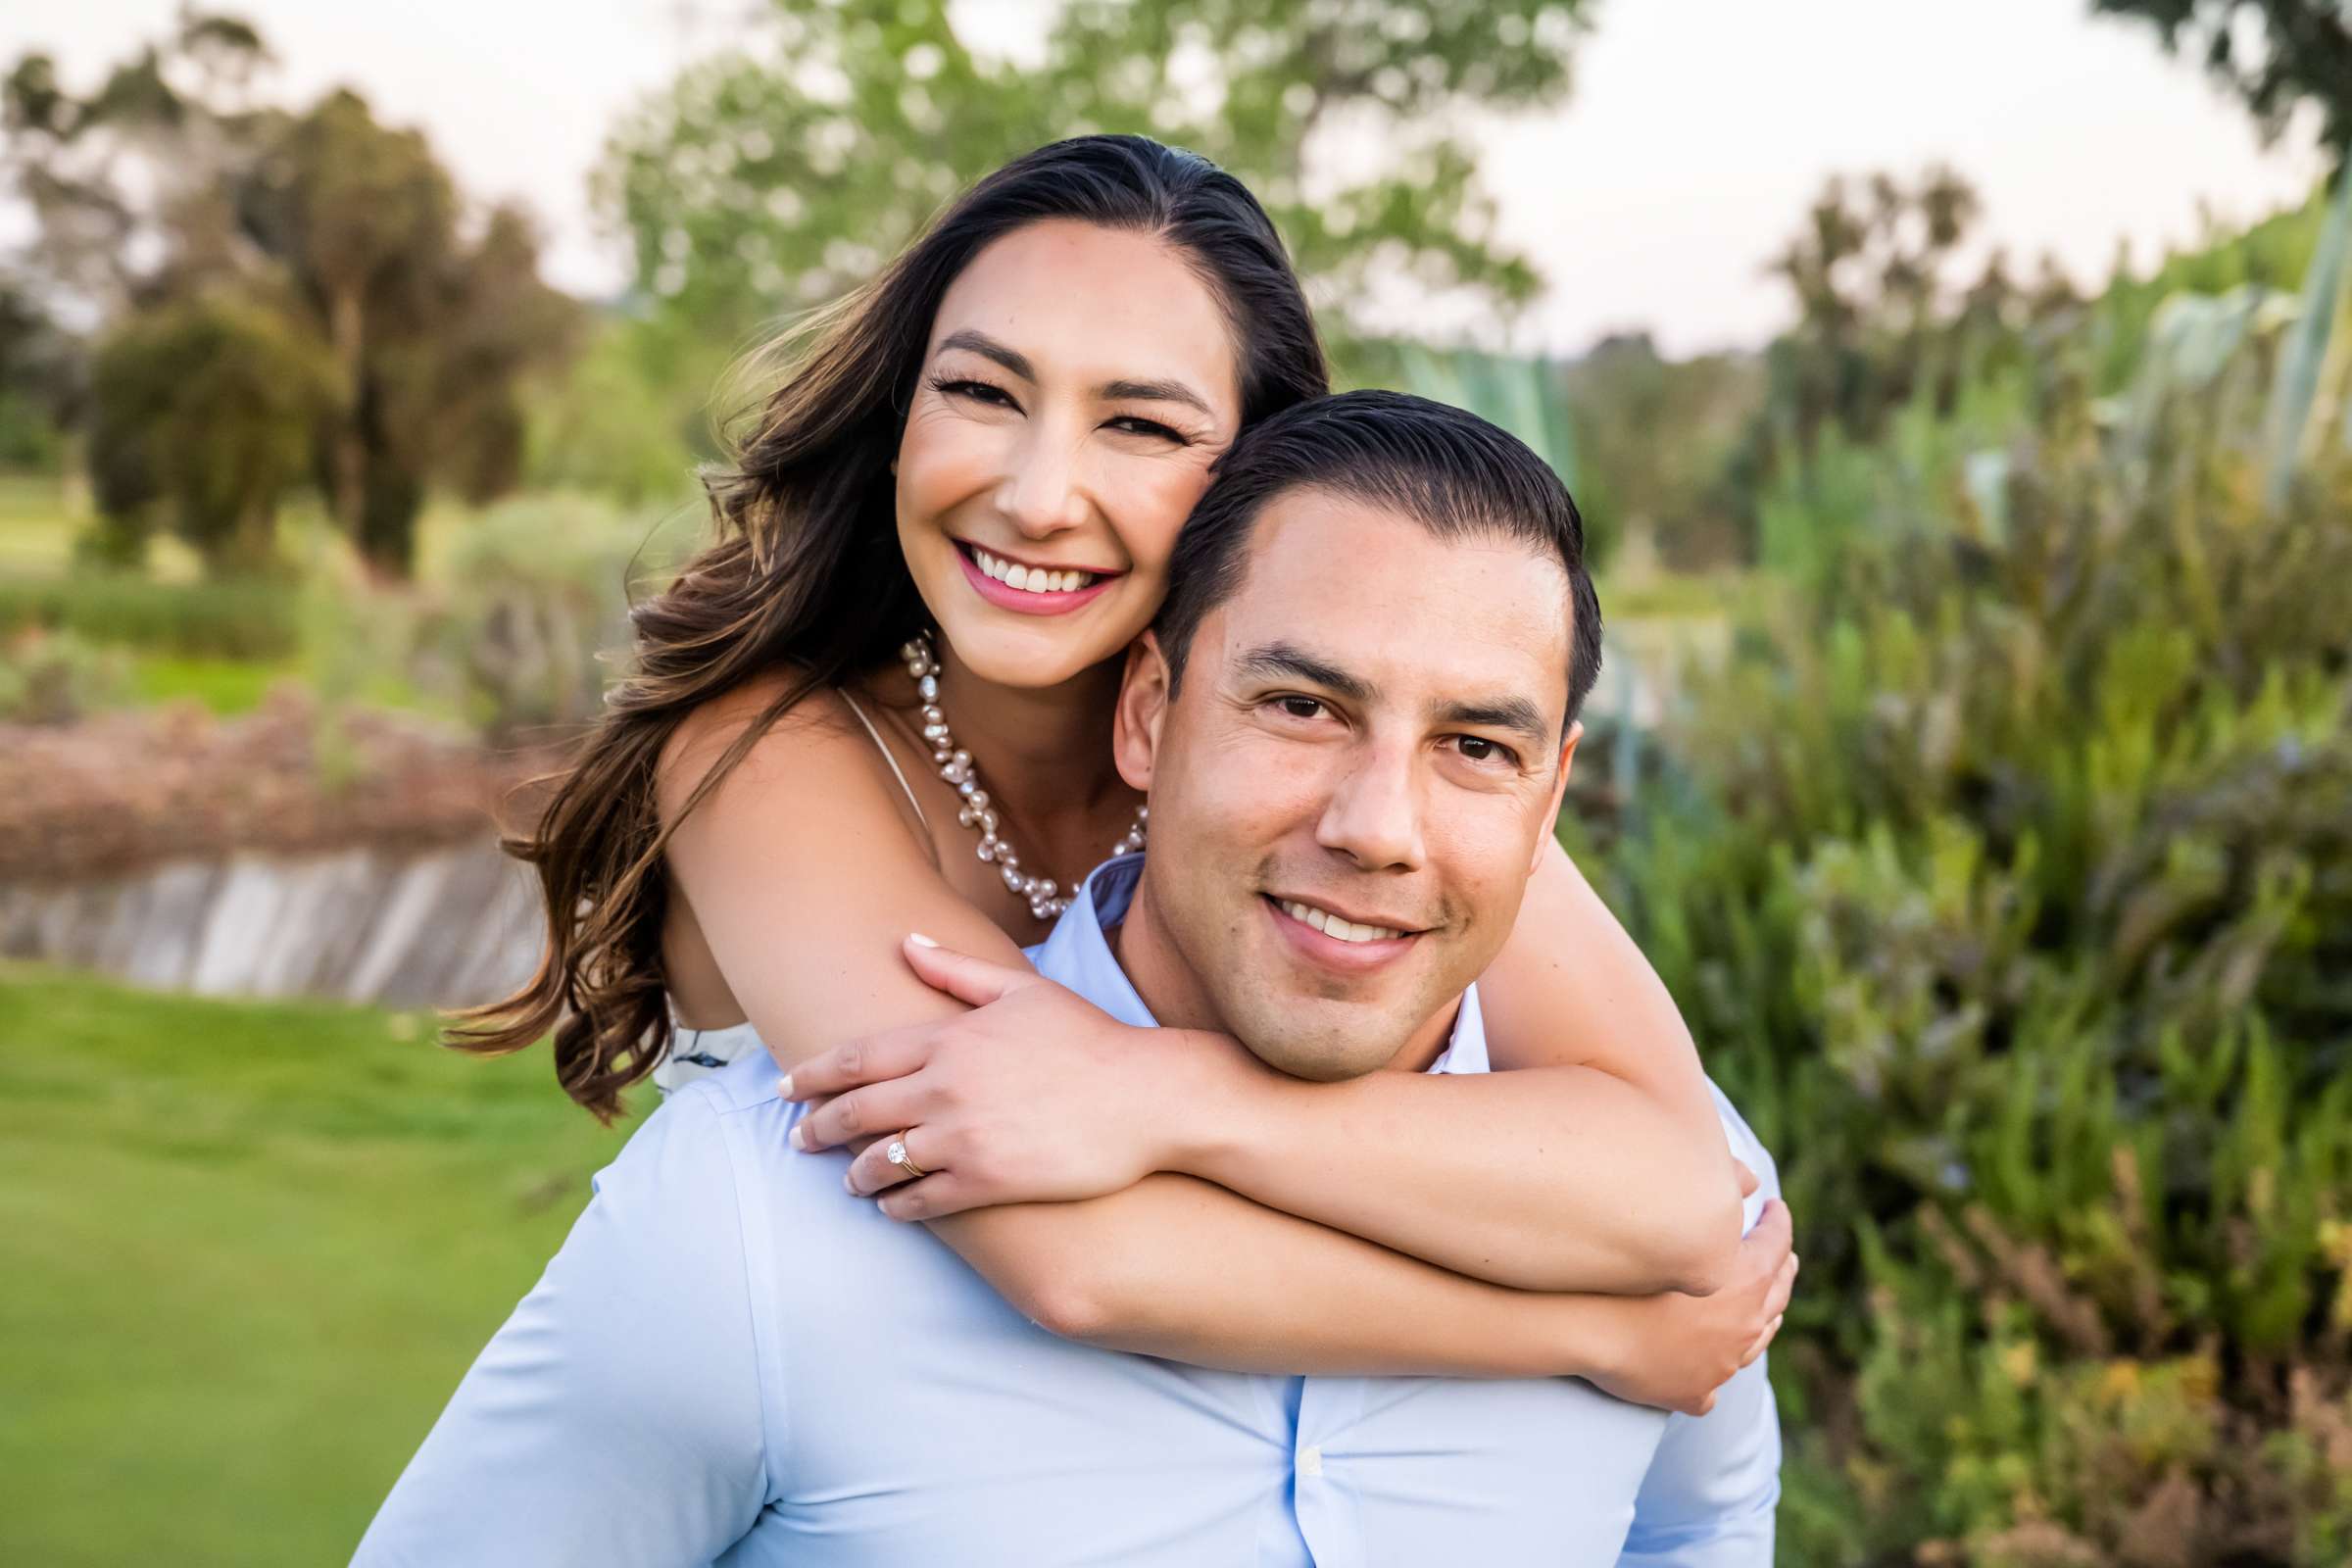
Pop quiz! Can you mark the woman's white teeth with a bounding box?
[974,548,1094,594]
[1278,899,1401,944]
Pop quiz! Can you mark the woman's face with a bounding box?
[895,219,1246,689]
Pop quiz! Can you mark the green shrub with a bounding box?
[1575,352,2352,1562]
[412,491,693,742]
[0,572,299,659]
[0,628,132,722]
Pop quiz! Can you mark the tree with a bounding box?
[3,16,580,579]
[598,0,1594,364]
[87,292,338,575]
[0,272,77,468]
[236,90,579,575]
[2092,0,2352,158]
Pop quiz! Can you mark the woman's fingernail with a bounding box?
[907,932,940,948]
[776,1073,795,1100]
[790,1123,808,1152]
[844,1172,858,1194]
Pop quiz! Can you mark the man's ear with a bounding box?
[1530,718,1582,874]
[1113,631,1173,793]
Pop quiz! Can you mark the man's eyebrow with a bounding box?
[1434,695,1554,748]
[1233,643,1375,704]
[934,328,1035,382]
[935,331,1213,416]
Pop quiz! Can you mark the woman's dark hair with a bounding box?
[447,134,1330,1119]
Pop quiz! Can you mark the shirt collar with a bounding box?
[1024,852,1488,1076]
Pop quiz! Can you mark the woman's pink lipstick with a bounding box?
[955,542,1121,616]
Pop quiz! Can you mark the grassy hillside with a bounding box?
[0,964,642,1566]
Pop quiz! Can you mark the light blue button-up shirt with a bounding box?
[356,854,1780,1566]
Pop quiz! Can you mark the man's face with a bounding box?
[1113,488,1579,1080]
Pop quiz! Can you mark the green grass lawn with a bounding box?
[0,963,644,1567]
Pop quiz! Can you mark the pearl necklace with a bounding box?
[902,630,1148,920]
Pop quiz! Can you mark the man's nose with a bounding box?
[994,426,1091,539]
[1314,743,1425,872]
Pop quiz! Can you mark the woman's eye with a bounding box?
[1452,735,1519,767]
[1105,415,1186,443]
[933,376,1016,409]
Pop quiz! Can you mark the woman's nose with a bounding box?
[995,429,1091,539]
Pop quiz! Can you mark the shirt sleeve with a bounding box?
[1616,1092,1785,1567]
[351,1085,770,1568]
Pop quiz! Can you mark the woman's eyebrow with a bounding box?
[935,328,1034,382]
[935,329,1212,416]
[1099,377,1214,416]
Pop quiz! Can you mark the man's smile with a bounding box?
[1260,893,1426,973]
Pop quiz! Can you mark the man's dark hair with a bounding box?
[1156,389,1604,725]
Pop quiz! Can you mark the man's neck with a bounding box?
[1107,869,1461,1073]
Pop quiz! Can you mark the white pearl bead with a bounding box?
[1002,865,1025,892]
[918,674,938,701]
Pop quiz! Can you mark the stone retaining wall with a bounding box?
[1,838,541,1009]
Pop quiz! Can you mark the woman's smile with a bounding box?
[952,538,1126,615]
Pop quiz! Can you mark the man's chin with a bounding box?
[1220,999,1409,1083]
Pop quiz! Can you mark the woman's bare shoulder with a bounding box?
[656,668,875,820]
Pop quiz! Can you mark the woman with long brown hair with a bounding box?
[455,134,1788,1396]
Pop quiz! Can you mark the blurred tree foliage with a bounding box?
[1,13,579,578]
[0,271,76,469]
[86,292,338,574]
[2093,1,2352,156]
[598,0,1592,370]
[1558,333,1763,571]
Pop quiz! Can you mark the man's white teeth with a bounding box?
[974,548,1095,594]
[1277,899,1402,944]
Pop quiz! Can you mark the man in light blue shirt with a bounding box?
[356,391,1781,1565]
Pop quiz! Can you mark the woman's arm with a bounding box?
[793,934,1744,1296]
[659,688,1747,1374]
[954,1176,1793,1412]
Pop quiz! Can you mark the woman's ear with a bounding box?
[1113,632,1173,793]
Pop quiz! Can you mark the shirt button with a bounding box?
[1298,1445,1323,1479]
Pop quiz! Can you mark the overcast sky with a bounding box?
[9,0,2326,357]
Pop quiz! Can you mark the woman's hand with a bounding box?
[783,936,1210,1220]
[1577,1200,1796,1416]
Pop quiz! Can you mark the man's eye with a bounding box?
[1272,696,1326,720]
[1452,735,1519,767]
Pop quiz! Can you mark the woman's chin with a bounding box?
[944,624,1129,689]
[927,599,1151,690]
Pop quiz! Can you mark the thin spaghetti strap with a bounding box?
[837,689,931,836]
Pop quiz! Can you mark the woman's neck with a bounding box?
[932,638,1133,835]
